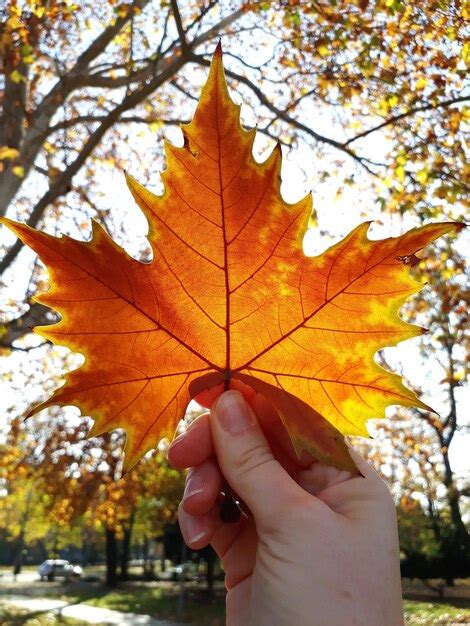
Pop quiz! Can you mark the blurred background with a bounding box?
[0,1,468,624]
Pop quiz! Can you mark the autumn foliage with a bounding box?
[1,47,463,473]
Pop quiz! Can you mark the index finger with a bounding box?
[168,412,214,468]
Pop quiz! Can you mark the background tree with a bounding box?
[0,412,84,575]
[1,0,468,585]
[369,242,469,586]
[89,437,184,585]
[0,408,185,583]
[0,419,48,576]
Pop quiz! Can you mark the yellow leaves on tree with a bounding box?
[1,46,464,473]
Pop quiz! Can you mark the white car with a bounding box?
[38,559,83,581]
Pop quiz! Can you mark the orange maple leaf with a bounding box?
[1,47,463,472]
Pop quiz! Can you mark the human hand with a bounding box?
[168,387,404,626]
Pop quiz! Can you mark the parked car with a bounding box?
[38,559,83,581]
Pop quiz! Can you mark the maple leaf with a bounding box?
[1,46,464,473]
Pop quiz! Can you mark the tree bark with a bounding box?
[440,345,469,549]
[105,528,119,587]
[12,487,33,577]
[206,547,215,595]
[441,448,469,548]
[119,510,135,581]
[12,530,25,577]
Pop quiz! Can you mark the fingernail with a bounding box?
[183,472,205,500]
[215,391,254,435]
[169,430,187,450]
[186,517,206,545]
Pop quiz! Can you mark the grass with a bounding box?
[2,598,469,626]
[0,604,87,626]
[404,599,470,624]
[50,585,226,626]
[3,575,469,625]
[44,585,470,626]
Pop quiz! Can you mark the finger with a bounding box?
[210,390,304,529]
[182,458,224,516]
[178,501,220,550]
[168,412,214,468]
[178,499,253,576]
[217,521,258,590]
[210,517,246,559]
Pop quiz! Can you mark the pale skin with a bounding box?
[168,384,404,626]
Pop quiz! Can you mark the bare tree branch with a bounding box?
[0,0,152,218]
[0,51,188,274]
[170,79,199,101]
[263,86,318,133]
[48,116,189,134]
[183,0,219,38]
[0,302,55,349]
[170,0,189,53]
[345,95,470,146]
[190,52,379,175]
[0,7,243,274]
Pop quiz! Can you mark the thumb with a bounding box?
[211,390,301,526]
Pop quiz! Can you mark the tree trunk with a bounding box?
[206,547,215,595]
[441,363,469,549]
[105,528,119,587]
[142,536,149,579]
[12,530,25,577]
[82,530,92,567]
[119,510,135,581]
[177,542,188,617]
[12,488,32,578]
[442,452,469,548]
